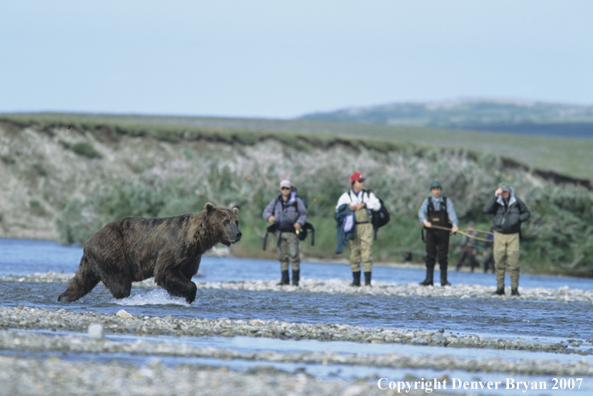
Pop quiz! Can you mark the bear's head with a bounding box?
[204,202,242,246]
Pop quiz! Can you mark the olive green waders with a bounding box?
[349,208,374,286]
[493,232,520,292]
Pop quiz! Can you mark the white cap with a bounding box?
[280,180,291,188]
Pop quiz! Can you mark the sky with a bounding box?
[1,1,593,119]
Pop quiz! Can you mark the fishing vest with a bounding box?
[426,196,452,230]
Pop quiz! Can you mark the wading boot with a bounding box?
[350,271,361,287]
[440,268,452,287]
[419,267,434,286]
[276,270,290,286]
[364,272,372,287]
[493,287,505,296]
[511,288,520,296]
[292,270,300,286]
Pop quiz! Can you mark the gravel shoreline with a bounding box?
[2,329,593,376]
[0,306,587,355]
[0,354,405,396]
[2,272,592,304]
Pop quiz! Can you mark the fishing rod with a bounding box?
[427,224,493,242]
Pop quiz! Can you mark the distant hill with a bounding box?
[299,99,593,139]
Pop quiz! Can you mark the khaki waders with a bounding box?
[349,208,374,286]
[276,231,300,271]
[493,232,520,290]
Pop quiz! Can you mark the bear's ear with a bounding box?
[232,207,239,214]
[204,202,216,212]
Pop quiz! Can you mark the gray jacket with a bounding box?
[262,192,308,233]
[483,188,530,234]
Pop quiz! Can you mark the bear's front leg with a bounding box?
[155,267,198,304]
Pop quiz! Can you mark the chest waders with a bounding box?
[420,197,453,287]
[348,192,374,287]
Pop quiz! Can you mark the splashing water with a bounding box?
[115,289,191,307]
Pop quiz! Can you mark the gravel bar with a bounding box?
[0,306,585,355]
[2,329,593,376]
[3,272,592,304]
[0,354,408,396]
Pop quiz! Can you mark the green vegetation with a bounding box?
[33,163,47,177]
[70,142,102,159]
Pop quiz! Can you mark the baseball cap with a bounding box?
[350,172,365,183]
[280,180,291,188]
[430,181,442,190]
[499,182,511,192]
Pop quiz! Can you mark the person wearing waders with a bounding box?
[418,181,459,286]
[336,172,381,287]
[263,180,308,286]
[483,182,530,296]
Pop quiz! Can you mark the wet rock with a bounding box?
[116,309,133,319]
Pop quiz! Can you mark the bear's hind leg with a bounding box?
[58,267,100,302]
[155,268,197,304]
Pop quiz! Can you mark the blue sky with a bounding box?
[1,1,592,118]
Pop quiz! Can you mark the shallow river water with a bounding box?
[2,238,593,395]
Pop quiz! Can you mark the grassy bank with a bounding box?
[2,112,592,181]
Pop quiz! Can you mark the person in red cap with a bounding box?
[335,172,381,286]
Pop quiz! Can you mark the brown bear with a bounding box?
[58,202,241,304]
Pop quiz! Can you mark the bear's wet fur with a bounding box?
[58,202,241,304]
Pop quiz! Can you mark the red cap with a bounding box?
[350,172,364,183]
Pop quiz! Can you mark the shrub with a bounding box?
[71,142,102,159]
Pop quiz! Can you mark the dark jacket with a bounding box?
[483,188,530,234]
[335,204,356,254]
[262,191,308,233]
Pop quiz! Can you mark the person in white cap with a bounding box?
[262,180,308,286]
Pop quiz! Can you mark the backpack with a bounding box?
[372,196,390,228]
[368,191,390,239]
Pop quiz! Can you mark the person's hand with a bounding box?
[348,203,357,211]
[356,203,365,211]
[494,188,503,197]
[294,223,301,231]
[473,249,477,255]
[423,220,432,228]
[268,216,275,223]
[451,225,458,234]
